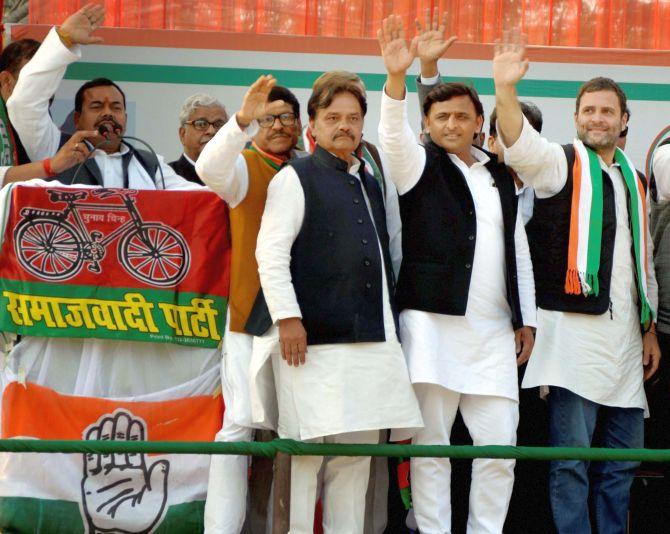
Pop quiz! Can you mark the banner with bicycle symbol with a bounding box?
[0,184,231,348]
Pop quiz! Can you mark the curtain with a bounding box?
[28,0,670,49]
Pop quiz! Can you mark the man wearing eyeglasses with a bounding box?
[195,75,305,534]
[170,93,228,185]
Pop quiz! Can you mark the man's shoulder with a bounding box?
[168,155,189,171]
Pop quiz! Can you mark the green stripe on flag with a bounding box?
[584,146,604,296]
[0,279,227,347]
[63,63,670,101]
[0,496,205,533]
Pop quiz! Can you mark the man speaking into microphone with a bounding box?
[7,3,198,190]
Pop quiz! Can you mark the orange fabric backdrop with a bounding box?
[28,0,670,49]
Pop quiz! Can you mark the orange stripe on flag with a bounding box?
[565,149,583,294]
[2,382,223,441]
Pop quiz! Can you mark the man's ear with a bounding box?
[73,111,81,129]
[476,114,484,132]
[0,71,13,99]
[178,126,186,145]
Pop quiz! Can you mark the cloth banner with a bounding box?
[0,380,223,533]
[0,185,230,348]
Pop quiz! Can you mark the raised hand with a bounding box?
[236,75,286,128]
[415,9,457,65]
[378,14,418,76]
[81,409,169,533]
[59,3,105,46]
[493,29,529,88]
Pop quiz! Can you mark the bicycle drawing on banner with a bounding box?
[13,188,191,287]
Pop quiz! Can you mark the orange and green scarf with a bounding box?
[565,139,653,325]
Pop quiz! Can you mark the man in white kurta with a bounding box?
[0,10,221,528]
[2,6,216,395]
[252,78,422,534]
[378,17,536,534]
[196,76,305,534]
[493,35,660,533]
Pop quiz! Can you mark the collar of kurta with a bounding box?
[425,139,505,171]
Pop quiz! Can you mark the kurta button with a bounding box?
[465,263,472,269]
[468,210,473,216]
[365,282,372,289]
[362,239,368,244]
[349,179,355,185]
[468,235,474,241]
[353,198,360,204]
[364,260,371,266]
[328,231,333,237]
[357,218,363,224]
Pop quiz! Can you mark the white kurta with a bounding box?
[1,28,217,399]
[501,116,658,410]
[652,144,670,200]
[378,91,536,402]
[250,157,423,440]
[7,28,192,191]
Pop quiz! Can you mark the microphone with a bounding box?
[99,124,166,190]
[70,130,111,186]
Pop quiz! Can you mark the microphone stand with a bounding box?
[120,135,166,190]
[70,138,111,186]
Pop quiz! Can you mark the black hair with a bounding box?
[422,82,484,118]
[269,85,300,118]
[489,101,543,137]
[74,78,127,113]
[308,78,367,119]
[576,77,627,116]
[0,39,40,75]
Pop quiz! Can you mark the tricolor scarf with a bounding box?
[249,141,286,171]
[0,98,18,166]
[565,139,653,325]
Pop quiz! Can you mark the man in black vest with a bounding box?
[252,73,422,533]
[378,15,536,534]
[493,32,660,534]
[7,4,198,190]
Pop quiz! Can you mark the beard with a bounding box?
[577,126,619,150]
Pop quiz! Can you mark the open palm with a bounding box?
[238,75,287,124]
[378,15,417,75]
[415,10,457,63]
[493,30,529,86]
[60,3,105,45]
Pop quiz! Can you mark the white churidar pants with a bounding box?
[290,429,379,534]
[205,331,255,534]
[411,383,518,534]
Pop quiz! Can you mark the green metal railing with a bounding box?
[1,439,669,462]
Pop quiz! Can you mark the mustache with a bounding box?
[334,132,355,141]
[268,132,291,140]
[95,117,123,131]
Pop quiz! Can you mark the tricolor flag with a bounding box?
[0,381,223,533]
